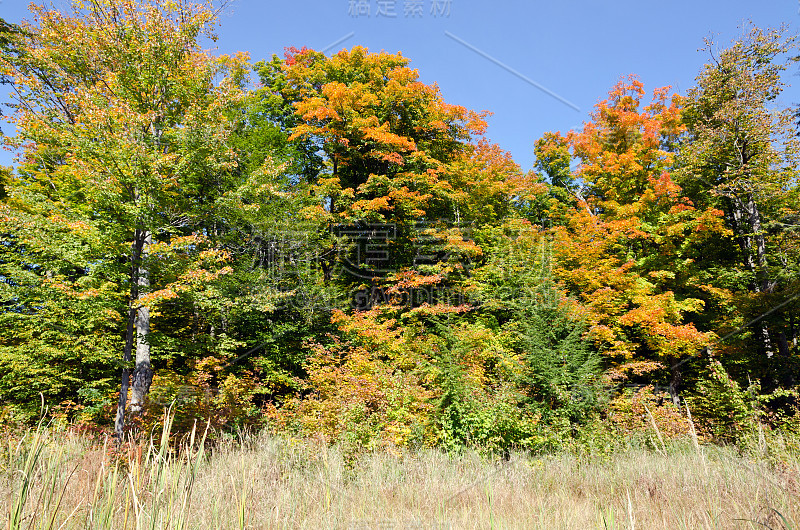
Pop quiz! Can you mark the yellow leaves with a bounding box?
[148,234,201,254]
[181,266,233,283]
[406,302,470,318]
[46,215,95,237]
[606,361,664,381]
[288,301,445,446]
[10,0,240,160]
[139,264,232,312]
[386,65,417,85]
[648,270,676,282]
[300,204,334,222]
[331,308,401,349]
[198,248,230,263]
[446,139,533,224]
[363,124,417,152]
[350,196,393,214]
[607,385,696,440]
[162,0,180,12]
[388,184,429,203]
[443,231,483,259]
[698,283,734,306]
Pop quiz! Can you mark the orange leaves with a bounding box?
[606,74,645,108]
[541,77,721,368]
[692,207,728,234]
[567,76,685,204]
[552,199,713,362]
[385,65,417,85]
[405,302,470,318]
[137,287,180,307]
[380,151,405,165]
[331,308,401,349]
[296,100,341,124]
[650,172,683,201]
[443,231,483,259]
[278,45,489,224]
[387,270,444,291]
[349,195,393,215]
[607,385,697,440]
[362,124,417,152]
[284,307,436,446]
[138,265,232,311]
[45,215,95,237]
[40,277,105,300]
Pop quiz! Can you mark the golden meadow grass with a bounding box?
[3,410,800,529]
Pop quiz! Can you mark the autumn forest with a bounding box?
[1,0,799,460]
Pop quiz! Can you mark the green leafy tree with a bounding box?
[0,17,20,130]
[470,221,603,423]
[678,26,800,380]
[1,0,247,435]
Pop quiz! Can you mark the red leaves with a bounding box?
[283,46,310,66]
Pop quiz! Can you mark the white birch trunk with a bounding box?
[130,229,153,413]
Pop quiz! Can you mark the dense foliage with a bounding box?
[1,2,798,451]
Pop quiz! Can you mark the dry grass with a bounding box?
[3,418,800,529]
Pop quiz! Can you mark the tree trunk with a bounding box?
[669,359,682,407]
[130,230,153,414]
[729,192,774,357]
[113,305,137,441]
[742,193,774,293]
[777,331,790,357]
[729,197,756,273]
[114,230,146,440]
[114,229,154,439]
[744,195,775,357]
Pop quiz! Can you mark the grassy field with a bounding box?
[3,417,800,529]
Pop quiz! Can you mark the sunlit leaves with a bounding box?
[0,0,247,421]
[277,46,487,222]
[537,78,718,378]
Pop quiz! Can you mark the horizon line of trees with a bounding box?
[0,1,798,450]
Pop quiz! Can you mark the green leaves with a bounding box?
[0,0,249,425]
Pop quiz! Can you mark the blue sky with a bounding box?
[1,0,799,171]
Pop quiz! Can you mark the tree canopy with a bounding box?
[1,2,798,450]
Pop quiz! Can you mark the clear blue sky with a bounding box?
[2,0,799,171]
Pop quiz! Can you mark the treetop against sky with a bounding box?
[1,0,798,170]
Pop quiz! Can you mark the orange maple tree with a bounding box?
[539,77,725,394]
